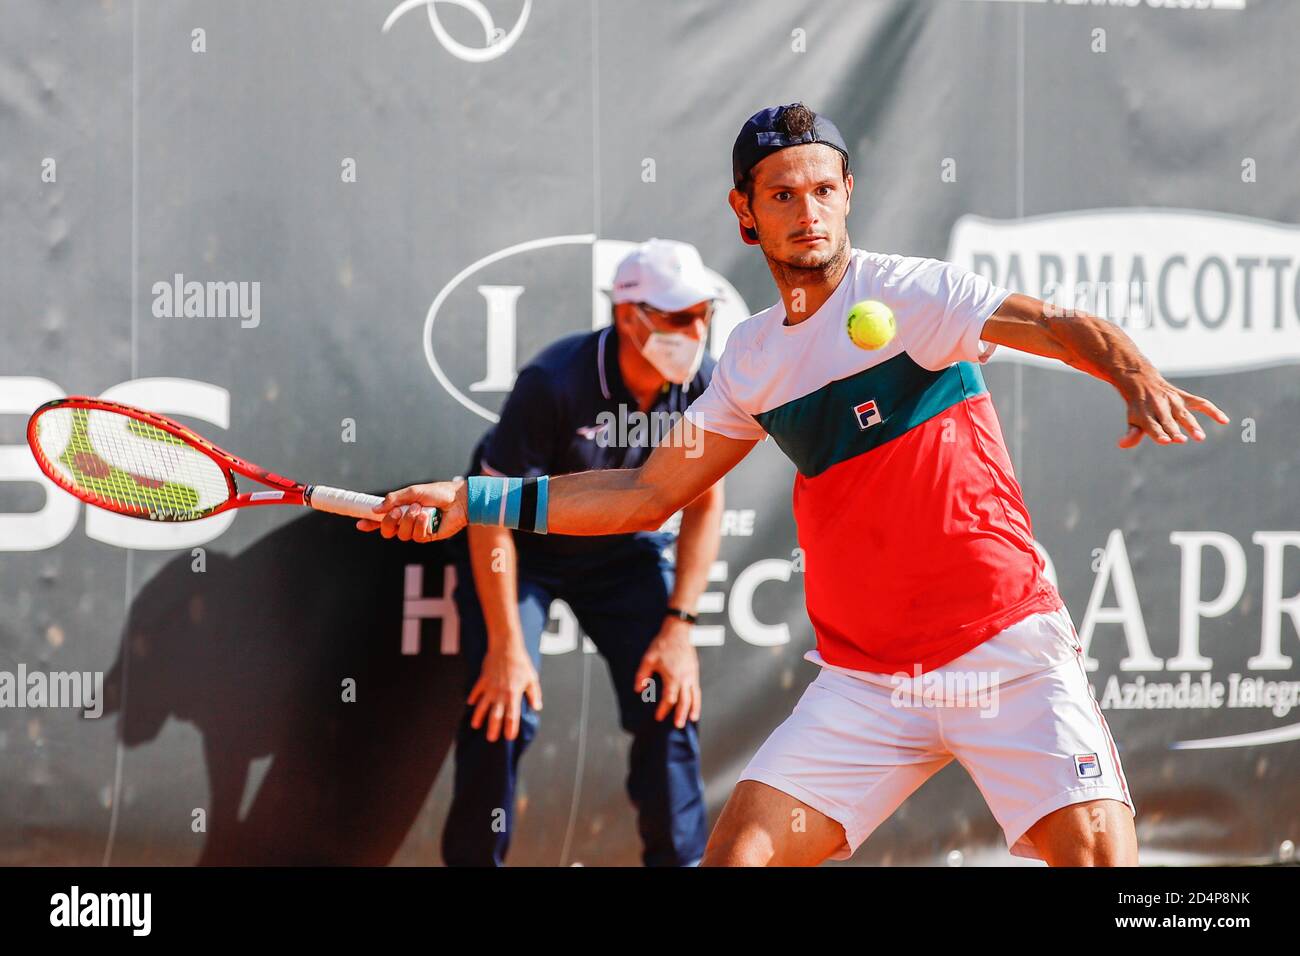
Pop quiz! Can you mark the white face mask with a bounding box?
[634,308,707,385]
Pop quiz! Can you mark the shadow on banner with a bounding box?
[100,509,467,865]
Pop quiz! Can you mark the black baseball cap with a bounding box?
[731,103,851,244]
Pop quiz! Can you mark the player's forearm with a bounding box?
[467,523,528,651]
[453,431,749,539]
[669,484,724,611]
[459,467,674,536]
[1044,310,1158,389]
[989,294,1160,392]
[551,466,680,533]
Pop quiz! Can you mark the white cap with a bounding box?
[609,238,723,311]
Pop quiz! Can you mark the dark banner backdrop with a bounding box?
[1,0,1297,866]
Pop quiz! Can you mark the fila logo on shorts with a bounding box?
[1074,753,1102,779]
[853,399,882,430]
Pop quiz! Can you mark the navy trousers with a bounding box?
[441,541,707,867]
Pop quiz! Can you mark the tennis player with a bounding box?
[362,104,1229,866]
[440,238,725,867]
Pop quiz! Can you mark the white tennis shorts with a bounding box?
[739,605,1134,861]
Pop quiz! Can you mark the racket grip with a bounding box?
[306,485,441,534]
[306,485,385,519]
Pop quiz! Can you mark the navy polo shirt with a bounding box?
[464,326,717,559]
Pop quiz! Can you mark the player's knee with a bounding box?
[1055,837,1135,867]
[700,827,773,867]
[1031,799,1136,866]
[700,787,778,867]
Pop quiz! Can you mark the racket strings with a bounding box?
[34,407,231,519]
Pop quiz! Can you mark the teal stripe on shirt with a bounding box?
[752,353,988,478]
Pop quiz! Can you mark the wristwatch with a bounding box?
[665,607,699,624]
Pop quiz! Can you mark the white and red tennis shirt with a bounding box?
[685,248,1062,674]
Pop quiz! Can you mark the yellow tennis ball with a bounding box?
[846,300,896,350]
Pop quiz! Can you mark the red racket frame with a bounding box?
[27,396,310,521]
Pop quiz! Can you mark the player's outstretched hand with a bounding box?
[1117,370,1229,449]
[355,480,467,542]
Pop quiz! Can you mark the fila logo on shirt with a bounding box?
[853,399,883,430]
[1074,753,1102,779]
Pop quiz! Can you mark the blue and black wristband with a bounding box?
[466,475,550,534]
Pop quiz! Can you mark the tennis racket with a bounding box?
[26,396,440,532]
